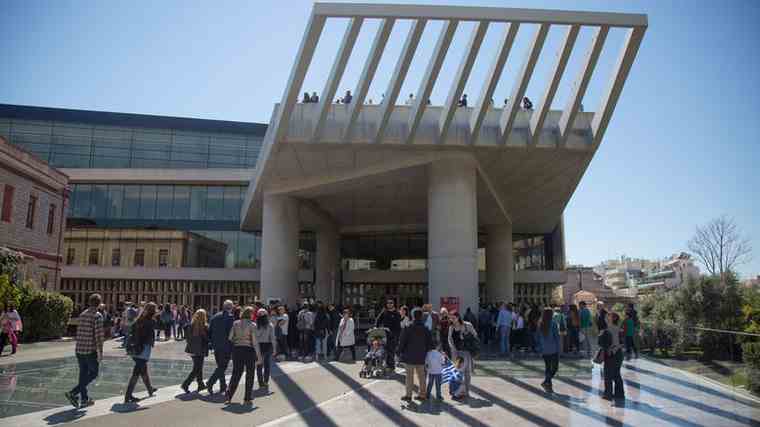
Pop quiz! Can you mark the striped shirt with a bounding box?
[441,359,460,384]
[75,308,104,355]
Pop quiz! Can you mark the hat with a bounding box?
[257,308,268,316]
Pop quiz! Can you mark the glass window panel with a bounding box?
[133,130,171,144]
[92,156,130,168]
[93,127,131,140]
[91,185,109,218]
[173,186,191,220]
[156,185,173,219]
[123,185,140,218]
[131,157,167,168]
[72,184,92,218]
[10,120,52,134]
[107,185,124,219]
[190,186,207,220]
[169,160,206,169]
[172,150,207,163]
[237,231,258,268]
[12,131,52,144]
[222,186,242,220]
[52,143,91,155]
[206,186,224,220]
[55,124,92,137]
[222,231,239,268]
[139,185,157,219]
[93,146,130,157]
[173,133,208,153]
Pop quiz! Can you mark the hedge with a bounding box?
[17,289,73,342]
[743,342,760,394]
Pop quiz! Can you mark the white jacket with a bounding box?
[336,317,356,347]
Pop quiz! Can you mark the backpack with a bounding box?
[297,311,307,331]
[463,330,480,356]
[126,323,143,356]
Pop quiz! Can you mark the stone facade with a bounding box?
[0,136,69,290]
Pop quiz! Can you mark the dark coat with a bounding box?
[209,310,234,354]
[186,325,209,357]
[135,318,156,348]
[398,320,433,365]
[327,309,340,331]
[376,310,402,337]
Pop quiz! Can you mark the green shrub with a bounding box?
[17,287,73,342]
[742,342,760,394]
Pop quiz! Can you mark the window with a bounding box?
[111,248,121,266]
[1,185,14,222]
[158,249,169,268]
[47,204,56,235]
[88,248,99,266]
[26,195,37,229]
[134,249,145,267]
[66,248,76,265]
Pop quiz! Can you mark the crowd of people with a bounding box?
[64,293,639,409]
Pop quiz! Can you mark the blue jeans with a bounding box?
[499,326,511,354]
[426,373,442,398]
[70,353,99,401]
[314,335,326,357]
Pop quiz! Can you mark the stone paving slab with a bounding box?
[2,340,760,427]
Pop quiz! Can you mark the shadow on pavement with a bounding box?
[221,402,257,414]
[270,363,339,427]
[42,408,86,425]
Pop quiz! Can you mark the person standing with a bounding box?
[375,300,402,370]
[297,304,314,361]
[425,346,445,401]
[65,294,104,409]
[623,311,638,360]
[160,304,174,341]
[596,302,608,332]
[5,305,21,351]
[124,302,158,403]
[275,305,290,360]
[181,309,209,393]
[496,303,514,357]
[398,309,433,402]
[207,300,234,394]
[226,306,262,405]
[0,308,17,356]
[335,308,356,362]
[422,304,440,346]
[313,302,329,361]
[579,301,593,357]
[255,308,276,388]
[599,312,625,401]
[326,304,340,359]
[537,308,560,393]
[439,308,452,358]
[448,312,477,401]
[477,306,491,347]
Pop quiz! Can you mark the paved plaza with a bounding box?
[1,340,760,426]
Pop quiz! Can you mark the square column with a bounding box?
[486,223,514,304]
[315,227,339,303]
[427,155,479,313]
[261,195,301,306]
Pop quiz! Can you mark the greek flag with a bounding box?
[441,359,456,384]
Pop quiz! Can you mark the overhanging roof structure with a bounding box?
[242,3,646,234]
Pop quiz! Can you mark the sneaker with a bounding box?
[148,387,158,397]
[401,396,412,402]
[64,391,79,408]
[124,395,141,404]
[80,399,95,408]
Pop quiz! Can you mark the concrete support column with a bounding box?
[486,223,514,304]
[261,195,301,306]
[315,227,339,303]
[427,155,479,313]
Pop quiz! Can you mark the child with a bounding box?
[444,356,466,400]
[425,346,445,400]
[364,338,385,370]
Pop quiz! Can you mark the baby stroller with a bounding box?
[360,327,389,378]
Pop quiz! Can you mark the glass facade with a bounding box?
[0,118,263,169]
[66,184,316,269]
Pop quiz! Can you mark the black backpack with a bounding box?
[126,323,143,356]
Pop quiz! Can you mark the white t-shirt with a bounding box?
[515,315,524,330]
[425,350,445,375]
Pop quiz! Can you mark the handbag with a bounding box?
[593,348,606,364]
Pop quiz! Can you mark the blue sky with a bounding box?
[1,1,759,277]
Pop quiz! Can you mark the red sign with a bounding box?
[440,297,460,314]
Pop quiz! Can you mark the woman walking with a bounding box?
[537,308,560,393]
[181,309,209,394]
[439,308,452,358]
[226,306,262,405]
[335,308,356,362]
[448,312,477,401]
[255,308,276,388]
[599,312,625,401]
[568,304,580,354]
[124,302,158,403]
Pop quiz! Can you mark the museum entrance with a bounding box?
[341,282,427,328]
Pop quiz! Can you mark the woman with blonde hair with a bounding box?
[181,309,209,394]
[226,306,262,405]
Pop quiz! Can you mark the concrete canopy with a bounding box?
[241,3,647,235]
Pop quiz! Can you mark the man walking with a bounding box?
[398,309,433,402]
[65,293,105,409]
[496,302,514,358]
[579,301,593,357]
[206,299,235,394]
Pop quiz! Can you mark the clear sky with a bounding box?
[1,0,759,277]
